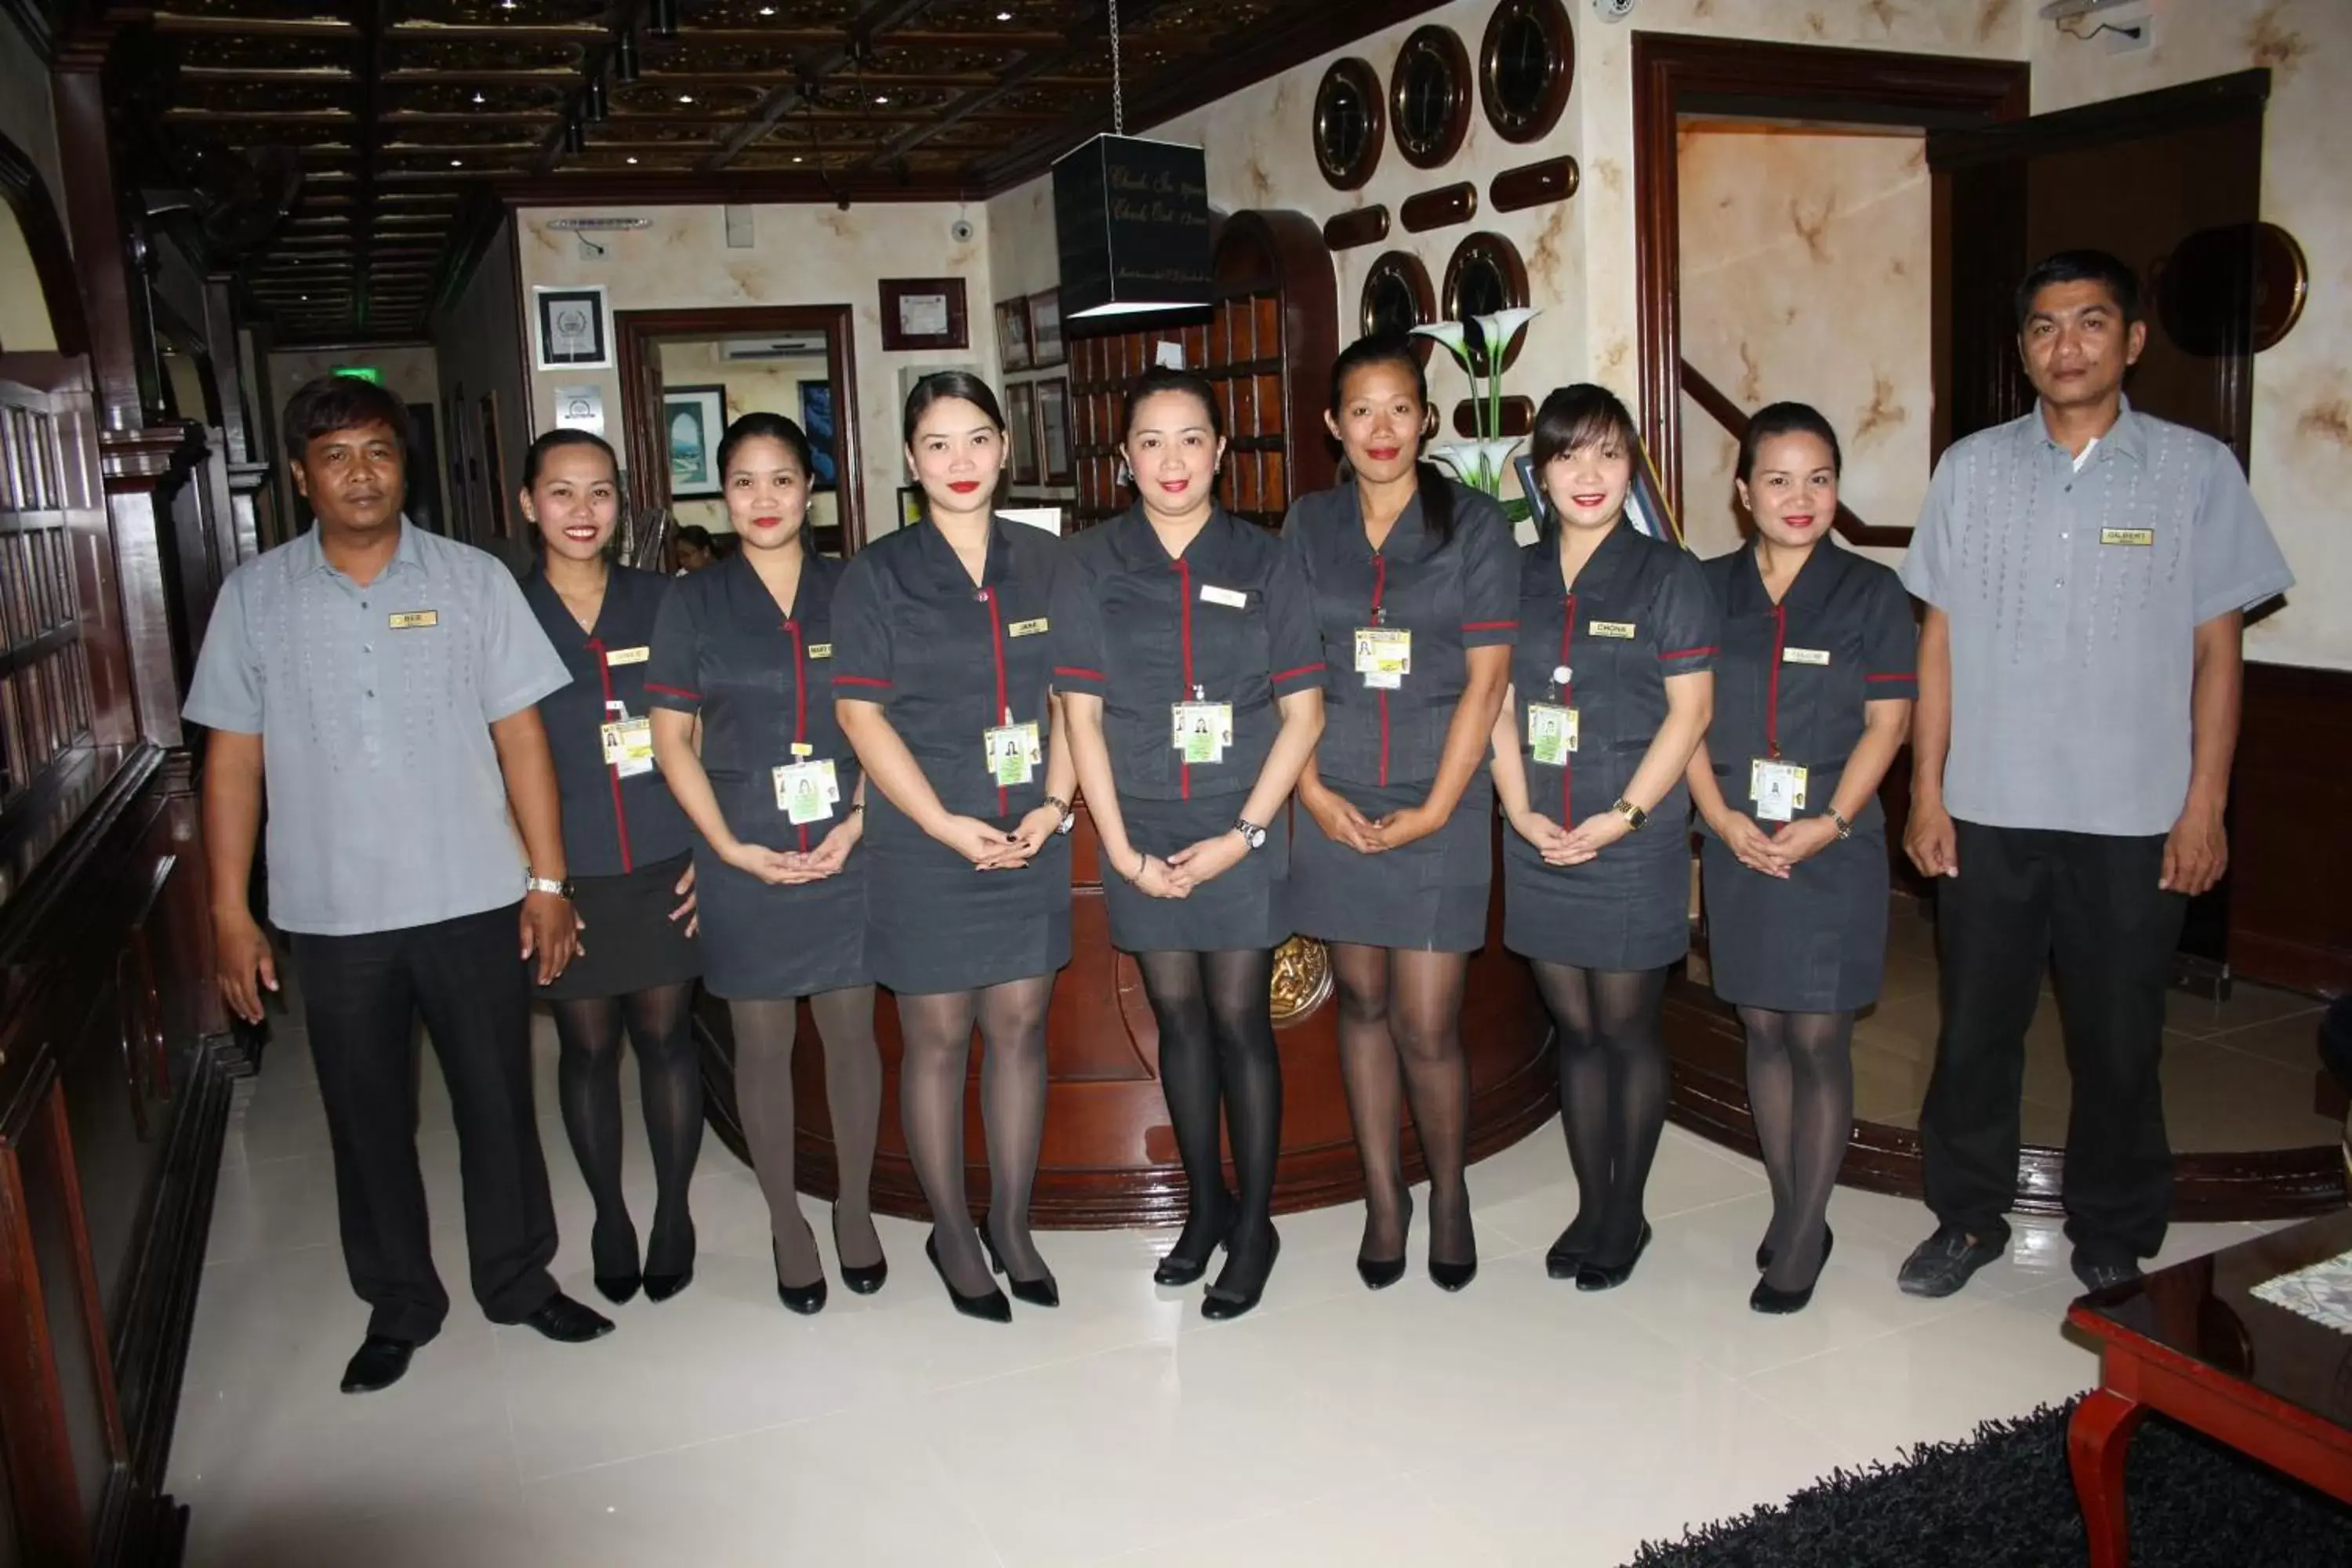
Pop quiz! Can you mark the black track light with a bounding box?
[562,117,586,155]
[650,0,679,40]
[584,74,608,122]
[614,30,641,84]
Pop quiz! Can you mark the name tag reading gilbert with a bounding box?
[2100,528,2154,547]
[387,610,438,630]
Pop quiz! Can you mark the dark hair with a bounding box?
[1327,334,1455,544]
[674,524,714,553]
[714,411,815,485]
[1121,366,1223,441]
[1526,384,1642,537]
[521,427,617,490]
[2013,249,2141,331]
[283,372,408,463]
[1736,401,1842,482]
[902,369,1007,445]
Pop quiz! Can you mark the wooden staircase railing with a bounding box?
[1678,359,1911,546]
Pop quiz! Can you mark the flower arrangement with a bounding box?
[1413,307,1538,524]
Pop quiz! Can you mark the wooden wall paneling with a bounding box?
[2227,662,2352,993]
[48,45,143,434]
[0,1131,87,1566]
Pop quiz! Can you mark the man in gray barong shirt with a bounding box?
[1895,251,2292,1299]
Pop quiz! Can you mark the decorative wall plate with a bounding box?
[1442,230,1531,373]
[1360,249,1438,361]
[1313,57,1386,191]
[1481,0,1574,144]
[1390,26,1472,170]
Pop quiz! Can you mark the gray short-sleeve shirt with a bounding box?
[183,520,572,935]
[1900,403,2293,837]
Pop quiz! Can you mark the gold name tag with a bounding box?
[387,610,437,629]
[807,642,833,659]
[1589,621,1637,639]
[604,644,650,666]
[2100,528,2154,546]
[1007,618,1049,637]
[1782,647,1830,666]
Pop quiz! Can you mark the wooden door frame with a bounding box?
[1631,32,2028,537]
[614,303,866,554]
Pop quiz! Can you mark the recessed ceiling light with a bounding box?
[626,155,638,164]
[471,89,487,106]
[449,158,463,167]
[677,93,694,104]
[874,94,889,104]
[996,9,1012,18]
[792,154,804,163]
[758,4,775,13]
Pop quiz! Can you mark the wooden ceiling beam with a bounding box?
[350,0,386,335]
[699,0,938,172]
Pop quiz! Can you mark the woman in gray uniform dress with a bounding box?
[1282,336,1518,1294]
[647,412,885,1316]
[1053,367,1327,1320]
[833,372,1075,1324]
[1689,404,1915,1313]
[1489,385,1716,1294]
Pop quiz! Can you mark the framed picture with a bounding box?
[798,380,840,492]
[996,296,1033,372]
[879,277,969,352]
[898,485,925,529]
[1037,376,1074,485]
[477,390,512,538]
[1005,380,1041,486]
[1028,288,1065,368]
[665,384,727,500]
[533,285,610,371]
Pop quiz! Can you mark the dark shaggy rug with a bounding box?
[1627,1398,2351,1566]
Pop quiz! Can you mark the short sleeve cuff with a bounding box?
[1657,644,1716,674]
[1051,664,1106,695]
[1460,619,1519,650]
[1896,557,1944,609]
[832,670,893,695]
[181,697,263,734]
[483,670,571,724]
[1269,660,1327,697]
[644,682,703,713]
[1863,671,1918,701]
[2191,571,2293,626]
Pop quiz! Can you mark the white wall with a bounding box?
[513,201,993,538]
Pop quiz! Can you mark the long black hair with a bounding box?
[1527,383,1641,538]
[715,410,815,483]
[1737,401,1842,482]
[1328,333,1455,544]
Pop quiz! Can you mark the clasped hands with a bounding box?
[937,804,1064,873]
[1711,811,1839,879]
[721,813,866,885]
[1124,828,1250,900]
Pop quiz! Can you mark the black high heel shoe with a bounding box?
[833,1210,887,1297]
[1428,1250,1478,1293]
[594,1272,642,1306]
[1756,1225,1829,1276]
[980,1214,1060,1309]
[1574,1221,1653,1292]
[592,1219,641,1305]
[1154,1190,1236,1287]
[1355,1189,1413,1291]
[641,1220,695,1303]
[1545,1220,1598,1281]
[926,1232,1011,1323]
[1750,1229,1834,1315]
[1201,1226,1280,1321]
[773,1240,827,1316]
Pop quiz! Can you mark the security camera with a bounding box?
[1593,0,1636,20]
[949,217,975,245]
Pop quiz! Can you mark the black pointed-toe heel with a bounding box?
[594,1272,642,1306]
[1428,1251,1479,1293]
[1574,1221,1654,1292]
[926,1232,1012,1323]
[833,1212,887,1297]
[772,1239,827,1316]
[1154,1191,1236,1287]
[979,1214,1060,1309]
[1757,1225,1828,1276]
[1355,1190,1413,1291]
[1750,1229,1833,1315]
[1201,1227,1280,1322]
[641,1266,693,1303]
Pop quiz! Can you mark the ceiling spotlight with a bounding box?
[626,155,639,164]
[792,154,804,163]
[471,89,487,106]
[996,9,1013,18]
[677,93,695,104]
[759,4,775,13]
[584,74,608,121]
[874,94,889,104]
[449,158,463,167]
[649,0,679,38]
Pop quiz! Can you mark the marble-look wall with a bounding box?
[2033,0,2352,669]
[1677,126,1931,565]
[513,201,992,539]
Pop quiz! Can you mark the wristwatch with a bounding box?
[1826,807,1853,841]
[525,874,575,900]
[1610,798,1648,833]
[1044,793,1076,834]
[1233,816,1267,851]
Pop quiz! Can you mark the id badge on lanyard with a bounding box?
[1171,688,1233,764]
[1354,626,1410,689]
[984,709,1041,786]
[600,701,656,778]
[1750,759,1808,823]
[772,758,841,825]
[1526,702,1577,767]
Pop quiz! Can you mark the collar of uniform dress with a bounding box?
[913,509,1011,595]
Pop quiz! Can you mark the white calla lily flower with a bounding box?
[1475,307,1539,361]
[1410,321,1472,369]
[1429,437,1525,492]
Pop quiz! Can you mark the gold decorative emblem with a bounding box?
[1270,935,1333,1026]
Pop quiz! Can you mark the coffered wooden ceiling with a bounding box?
[121,0,1451,345]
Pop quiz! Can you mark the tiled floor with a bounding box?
[170,996,2296,1568]
[1848,898,2336,1152]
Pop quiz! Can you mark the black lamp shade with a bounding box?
[1051,134,1214,320]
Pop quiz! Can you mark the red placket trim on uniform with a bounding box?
[1766,601,1787,760]
[1174,556,1195,801]
[1371,552,1390,789]
[588,637,635,873]
[787,619,810,854]
[985,586,1010,818]
[1558,593,1575,826]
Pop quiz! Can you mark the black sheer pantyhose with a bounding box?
[1740,1005,1854,1291]
[728,985,884,1289]
[1137,949,1283,1287]
[1329,944,1476,1268]
[551,982,702,1280]
[1533,963,1670,1265]
[896,975,1057,1296]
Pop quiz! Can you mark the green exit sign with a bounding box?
[332,365,383,384]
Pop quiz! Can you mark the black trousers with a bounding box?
[292,902,559,1341]
[1919,822,2185,1261]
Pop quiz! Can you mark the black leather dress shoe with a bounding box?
[1896,1224,2008,1298]
[1201,1228,1279,1322]
[925,1232,1012,1323]
[2071,1252,2143,1294]
[1545,1221,1596,1280]
[521,1293,615,1343]
[340,1334,416,1395]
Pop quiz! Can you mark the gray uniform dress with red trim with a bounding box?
[643,549,867,1000]
[1051,506,1327,953]
[523,564,701,1001]
[830,516,1071,996]
[1698,539,1918,1011]
[1502,524,1718,971]
[1281,479,1520,953]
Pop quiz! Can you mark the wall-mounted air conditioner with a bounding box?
[721,334,827,361]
